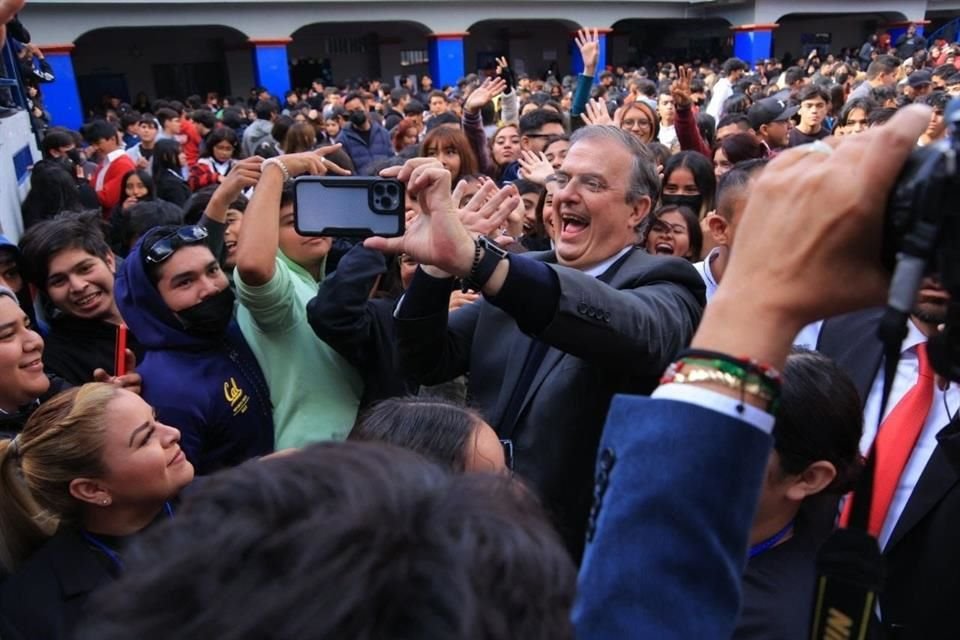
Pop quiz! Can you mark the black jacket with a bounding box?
[819,309,960,640]
[307,244,417,407]
[42,315,144,386]
[153,170,190,207]
[0,527,116,640]
[0,376,69,439]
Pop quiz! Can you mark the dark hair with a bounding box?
[715,158,768,222]
[200,127,239,159]
[868,107,897,127]
[220,107,245,131]
[919,90,950,111]
[403,99,424,116]
[428,90,447,102]
[420,127,479,183]
[20,161,84,229]
[154,108,179,129]
[722,93,752,115]
[271,115,294,147]
[389,87,409,105]
[663,151,716,213]
[151,139,182,175]
[283,121,317,154]
[519,108,565,136]
[722,57,748,75]
[696,112,717,149]
[719,132,767,165]
[645,141,671,168]
[639,204,703,261]
[350,397,485,472]
[933,63,957,80]
[866,55,901,80]
[391,117,420,152]
[512,178,545,197]
[80,120,117,144]
[783,66,805,87]
[716,113,752,131]
[179,185,217,225]
[40,128,76,157]
[254,99,278,121]
[81,442,576,640]
[839,98,876,127]
[190,109,216,130]
[120,111,141,130]
[796,84,831,104]
[122,201,184,250]
[19,213,112,290]
[120,168,155,201]
[774,350,863,494]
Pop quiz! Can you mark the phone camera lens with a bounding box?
[374,185,386,196]
[386,184,399,197]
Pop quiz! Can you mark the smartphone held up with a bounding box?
[294,176,405,238]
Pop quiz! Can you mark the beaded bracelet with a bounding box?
[677,348,782,391]
[661,352,782,414]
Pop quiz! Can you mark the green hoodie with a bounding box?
[236,252,363,448]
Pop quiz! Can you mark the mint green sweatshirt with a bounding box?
[236,252,363,448]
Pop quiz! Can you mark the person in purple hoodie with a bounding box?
[114,225,274,474]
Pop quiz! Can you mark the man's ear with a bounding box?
[705,212,730,245]
[785,461,837,502]
[630,196,653,228]
[105,251,117,274]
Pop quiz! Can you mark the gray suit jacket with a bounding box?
[397,248,705,557]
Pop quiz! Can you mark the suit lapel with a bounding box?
[886,417,960,551]
[817,309,885,402]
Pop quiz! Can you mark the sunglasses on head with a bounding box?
[144,225,209,264]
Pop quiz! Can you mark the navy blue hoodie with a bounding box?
[115,237,274,474]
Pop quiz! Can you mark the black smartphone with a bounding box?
[294,176,405,238]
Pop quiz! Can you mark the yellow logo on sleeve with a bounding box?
[223,377,250,416]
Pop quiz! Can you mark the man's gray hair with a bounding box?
[568,125,660,204]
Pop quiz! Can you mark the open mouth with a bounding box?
[653,241,675,255]
[560,212,589,237]
[225,241,237,255]
[73,290,102,311]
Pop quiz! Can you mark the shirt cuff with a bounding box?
[487,254,559,335]
[395,267,455,319]
[652,383,776,434]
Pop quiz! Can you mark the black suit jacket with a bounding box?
[819,310,960,639]
[0,527,116,640]
[397,248,704,558]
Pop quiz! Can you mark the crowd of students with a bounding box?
[0,0,958,635]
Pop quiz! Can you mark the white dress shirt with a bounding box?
[706,78,733,121]
[861,320,959,549]
[692,247,722,302]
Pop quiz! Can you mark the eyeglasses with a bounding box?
[144,226,209,264]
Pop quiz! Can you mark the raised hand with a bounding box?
[575,28,601,76]
[218,156,264,201]
[278,144,351,178]
[496,56,517,92]
[364,158,478,278]
[518,149,554,185]
[465,76,507,115]
[671,66,693,109]
[93,349,142,395]
[456,180,519,236]
[581,98,613,126]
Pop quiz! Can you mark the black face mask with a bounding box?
[661,194,703,213]
[349,109,368,127]
[66,148,83,165]
[175,287,235,338]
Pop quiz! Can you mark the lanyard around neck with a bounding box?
[749,519,795,559]
[82,502,174,572]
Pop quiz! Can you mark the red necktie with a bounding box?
[841,343,935,537]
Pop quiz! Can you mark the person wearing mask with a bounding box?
[660,150,716,222]
[234,149,363,448]
[788,84,831,147]
[364,126,705,558]
[81,120,136,215]
[733,350,863,640]
[336,92,392,175]
[114,225,275,474]
[0,383,194,639]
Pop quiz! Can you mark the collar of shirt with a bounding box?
[902,318,928,356]
[702,246,723,288]
[582,246,633,279]
[105,148,126,164]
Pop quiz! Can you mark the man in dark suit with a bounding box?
[818,278,958,639]
[366,125,705,557]
[574,103,932,638]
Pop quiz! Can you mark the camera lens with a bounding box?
[374,184,386,196]
[386,184,399,197]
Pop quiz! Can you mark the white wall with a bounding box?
[0,111,40,242]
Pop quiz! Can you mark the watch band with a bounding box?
[462,236,508,292]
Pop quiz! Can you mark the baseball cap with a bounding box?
[747,97,799,129]
[908,70,933,88]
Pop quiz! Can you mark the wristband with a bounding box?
[263,157,290,182]
[461,236,508,293]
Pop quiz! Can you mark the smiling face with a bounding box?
[0,296,48,412]
[552,138,650,270]
[645,211,691,258]
[223,209,244,270]
[93,390,194,507]
[620,104,655,144]
[543,139,569,171]
[45,247,118,321]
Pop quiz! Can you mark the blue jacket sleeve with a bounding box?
[573,394,773,640]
